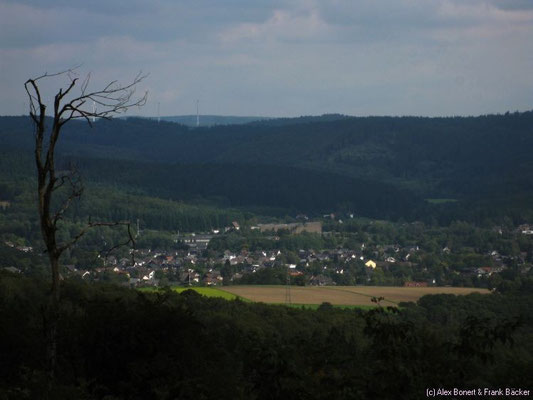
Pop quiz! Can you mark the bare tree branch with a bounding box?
[25,68,147,385]
[57,220,136,255]
[56,70,149,124]
[100,222,137,266]
[52,169,84,226]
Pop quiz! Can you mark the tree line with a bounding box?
[0,271,531,399]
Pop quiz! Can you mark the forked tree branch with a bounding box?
[52,169,84,226]
[56,71,149,127]
[100,223,137,266]
[58,220,136,257]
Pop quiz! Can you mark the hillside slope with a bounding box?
[1,112,532,221]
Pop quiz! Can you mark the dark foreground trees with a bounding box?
[24,69,147,387]
[0,272,531,400]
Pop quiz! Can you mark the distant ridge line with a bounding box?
[132,115,274,127]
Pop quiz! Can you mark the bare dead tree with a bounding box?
[24,67,147,385]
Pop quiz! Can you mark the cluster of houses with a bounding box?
[68,247,291,287]
[4,241,33,253]
[2,224,528,287]
[48,244,395,287]
[53,241,473,287]
[518,224,533,235]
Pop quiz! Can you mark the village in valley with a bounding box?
[6,215,529,290]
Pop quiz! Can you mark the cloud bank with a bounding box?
[1,0,532,117]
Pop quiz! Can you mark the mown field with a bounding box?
[219,285,491,306]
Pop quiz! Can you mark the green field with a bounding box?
[171,286,240,300]
[139,286,241,300]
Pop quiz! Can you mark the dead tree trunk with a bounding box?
[25,68,147,388]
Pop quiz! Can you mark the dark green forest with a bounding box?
[155,115,272,126]
[2,112,533,224]
[1,271,532,399]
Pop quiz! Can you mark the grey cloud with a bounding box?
[316,0,486,37]
[4,0,281,18]
[1,0,532,117]
[4,0,154,16]
[490,0,533,10]
[0,0,284,48]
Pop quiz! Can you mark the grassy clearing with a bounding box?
[172,286,240,300]
[139,286,240,300]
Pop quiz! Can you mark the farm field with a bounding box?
[220,285,490,306]
[172,286,240,300]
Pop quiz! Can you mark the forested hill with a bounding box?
[1,111,533,222]
[159,115,272,126]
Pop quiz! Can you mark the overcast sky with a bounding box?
[1,0,532,117]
